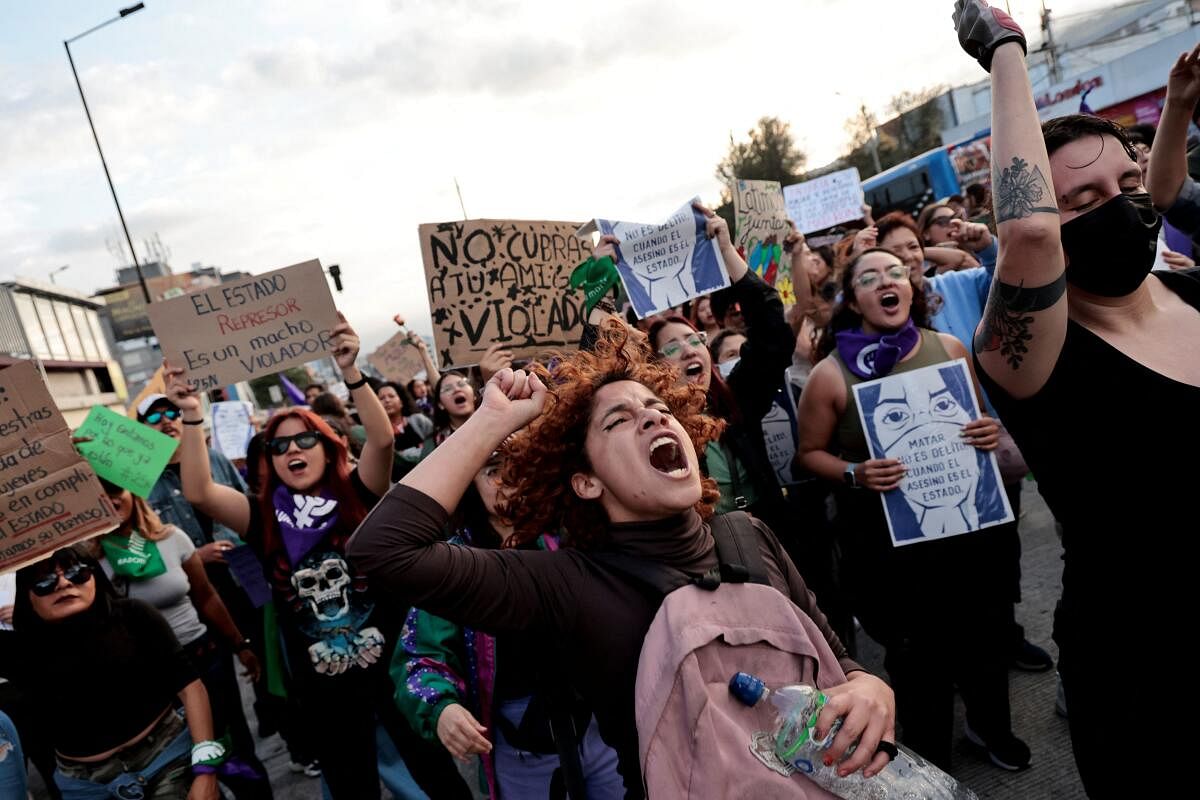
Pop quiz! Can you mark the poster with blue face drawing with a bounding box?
[852,358,1013,546]
[582,198,730,319]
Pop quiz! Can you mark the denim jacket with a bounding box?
[148,449,247,548]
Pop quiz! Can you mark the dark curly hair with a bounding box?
[815,247,931,361]
[499,320,724,549]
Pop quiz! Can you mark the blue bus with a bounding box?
[861,146,961,219]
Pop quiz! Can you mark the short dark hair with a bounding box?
[305,382,325,393]
[1042,114,1136,162]
[965,182,989,204]
[377,381,416,416]
[708,329,744,362]
[309,392,347,418]
[1126,123,1155,149]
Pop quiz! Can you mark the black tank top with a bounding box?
[977,270,1200,638]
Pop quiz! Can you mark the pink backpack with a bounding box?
[597,512,847,799]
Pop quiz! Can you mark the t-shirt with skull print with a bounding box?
[247,470,392,682]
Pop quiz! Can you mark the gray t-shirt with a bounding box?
[102,527,208,646]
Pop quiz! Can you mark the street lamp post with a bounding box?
[64,3,151,303]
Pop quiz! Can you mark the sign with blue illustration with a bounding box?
[852,358,1013,546]
[580,198,730,319]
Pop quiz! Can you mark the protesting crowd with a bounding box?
[2,2,1198,798]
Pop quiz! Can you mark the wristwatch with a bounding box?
[843,462,860,489]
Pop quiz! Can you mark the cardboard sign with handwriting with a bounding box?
[0,361,117,572]
[368,332,426,384]
[419,220,593,368]
[733,179,790,286]
[75,405,179,499]
[147,260,340,392]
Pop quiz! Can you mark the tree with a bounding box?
[841,86,946,179]
[714,117,807,228]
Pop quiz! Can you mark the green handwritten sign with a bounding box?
[75,406,179,498]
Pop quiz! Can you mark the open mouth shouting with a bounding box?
[681,360,705,383]
[880,291,901,311]
[287,457,308,476]
[648,433,690,478]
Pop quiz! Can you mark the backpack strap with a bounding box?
[709,511,771,586]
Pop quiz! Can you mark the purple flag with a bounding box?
[279,373,307,405]
[1079,87,1095,116]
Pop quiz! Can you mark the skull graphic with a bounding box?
[292,555,352,622]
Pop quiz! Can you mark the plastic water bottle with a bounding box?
[729,672,977,800]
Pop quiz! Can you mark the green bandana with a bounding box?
[101,531,167,580]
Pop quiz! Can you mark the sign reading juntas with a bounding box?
[852,358,1014,547]
[0,361,117,572]
[210,401,255,461]
[147,260,340,392]
[367,331,426,384]
[733,179,790,286]
[419,220,593,368]
[579,198,730,320]
[783,167,865,234]
[75,405,179,499]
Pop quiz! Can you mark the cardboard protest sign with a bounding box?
[211,401,255,461]
[852,359,1013,547]
[419,220,593,368]
[75,406,179,499]
[733,180,790,286]
[147,260,340,392]
[783,167,865,234]
[367,331,426,384]
[0,361,117,572]
[580,198,730,319]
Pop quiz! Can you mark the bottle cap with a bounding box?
[728,672,766,707]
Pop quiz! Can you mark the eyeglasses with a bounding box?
[929,214,957,227]
[439,378,472,395]
[853,265,910,290]
[267,431,323,456]
[31,563,93,597]
[142,408,180,425]
[658,331,707,359]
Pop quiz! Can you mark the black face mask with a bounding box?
[1061,192,1161,297]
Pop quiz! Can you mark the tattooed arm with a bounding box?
[957,3,1067,399]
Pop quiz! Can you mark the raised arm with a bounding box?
[1149,44,1200,215]
[166,362,252,537]
[332,314,394,497]
[955,0,1067,399]
[407,330,442,388]
[346,369,581,634]
[784,229,814,317]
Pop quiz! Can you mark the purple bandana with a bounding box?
[272,484,340,567]
[835,319,921,380]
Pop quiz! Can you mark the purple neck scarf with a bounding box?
[272,484,340,567]
[835,319,921,380]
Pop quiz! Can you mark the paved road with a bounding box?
[27,481,1083,799]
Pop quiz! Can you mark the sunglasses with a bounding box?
[658,331,707,359]
[267,431,322,456]
[143,408,180,425]
[439,378,473,395]
[854,265,910,290]
[31,563,93,597]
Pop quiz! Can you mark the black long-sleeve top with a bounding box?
[348,484,860,798]
[1,598,196,758]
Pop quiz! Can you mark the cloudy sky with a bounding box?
[2,0,1109,351]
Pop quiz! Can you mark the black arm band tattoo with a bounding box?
[973,272,1067,369]
[994,156,1059,222]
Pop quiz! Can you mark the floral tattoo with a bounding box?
[974,274,1067,369]
[994,156,1059,222]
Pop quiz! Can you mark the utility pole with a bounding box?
[862,103,882,175]
[1042,1,1062,85]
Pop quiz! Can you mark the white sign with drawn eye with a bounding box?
[852,358,1013,547]
[580,198,731,319]
[211,401,255,461]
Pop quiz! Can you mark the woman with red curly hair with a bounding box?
[347,325,897,798]
[165,314,471,800]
